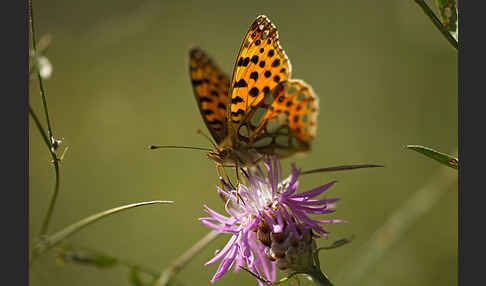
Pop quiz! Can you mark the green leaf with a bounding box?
[130,266,144,286]
[406,145,458,170]
[58,247,118,268]
[434,0,458,40]
[316,236,354,252]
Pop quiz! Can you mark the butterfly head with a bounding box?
[208,144,264,168]
[207,146,234,165]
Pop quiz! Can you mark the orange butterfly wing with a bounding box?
[249,80,319,158]
[189,48,231,144]
[228,15,291,133]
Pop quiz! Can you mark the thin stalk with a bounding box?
[29,0,61,237]
[414,0,458,50]
[29,0,54,139]
[38,159,60,236]
[28,105,50,151]
[155,230,220,286]
[30,104,60,237]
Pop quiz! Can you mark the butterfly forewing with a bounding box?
[228,15,291,132]
[189,48,231,144]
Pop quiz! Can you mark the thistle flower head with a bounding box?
[200,156,344,284]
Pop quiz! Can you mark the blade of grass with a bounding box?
[301,164,383,175]
[31,200,173,264]
[414,0,458,50]
[407,145,458,169]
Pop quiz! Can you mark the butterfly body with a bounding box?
[189,15,319,168]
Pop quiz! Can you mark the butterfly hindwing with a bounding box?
[189,48,231,144]
[248,79,319,158]
[228,15,291,132]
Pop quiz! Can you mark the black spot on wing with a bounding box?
[234,79,248,88]
[242,57,250,67]
[218,102,226,110]
[192,79,203,86]
[200,97,212,103]
[249,87,259,97]
[232,96,244,104]
[251,55,259,64]
[271,59,280,67]
[231,109,245,116]
[208,119,223,125]
[262,86,270,95]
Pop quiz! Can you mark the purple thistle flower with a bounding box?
[200,156,345,284]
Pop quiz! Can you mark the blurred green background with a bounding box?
[29,0,457,285]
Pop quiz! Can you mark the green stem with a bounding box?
[30,200,173,265]
[28,105,50,152]
[154,230,219,286]
[29,0,54,139]
[29,103,61,238]
[29,0,61,237]
[414,0,458,50]
[305,267,333,286]
[39,157,60,236]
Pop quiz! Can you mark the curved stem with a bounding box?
[414,0,458,50]
[31,200,173,265]
[29,105,60,237]
[154,230,219,286]
[305,267,333,286]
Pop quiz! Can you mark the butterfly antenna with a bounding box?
[196,129,218,149]
[148,145,212,152]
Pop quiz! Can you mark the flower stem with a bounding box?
[414,0,458,50]
[306,266,334,286]
[154,230,219,286]
[29,0,55,138]
[29,0,61,237]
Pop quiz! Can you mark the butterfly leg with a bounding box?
[235,162,242,204]
[216,165,228,192]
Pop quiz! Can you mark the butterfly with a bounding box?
[189,15,319,169]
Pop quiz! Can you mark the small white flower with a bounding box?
[37,56,52,79]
